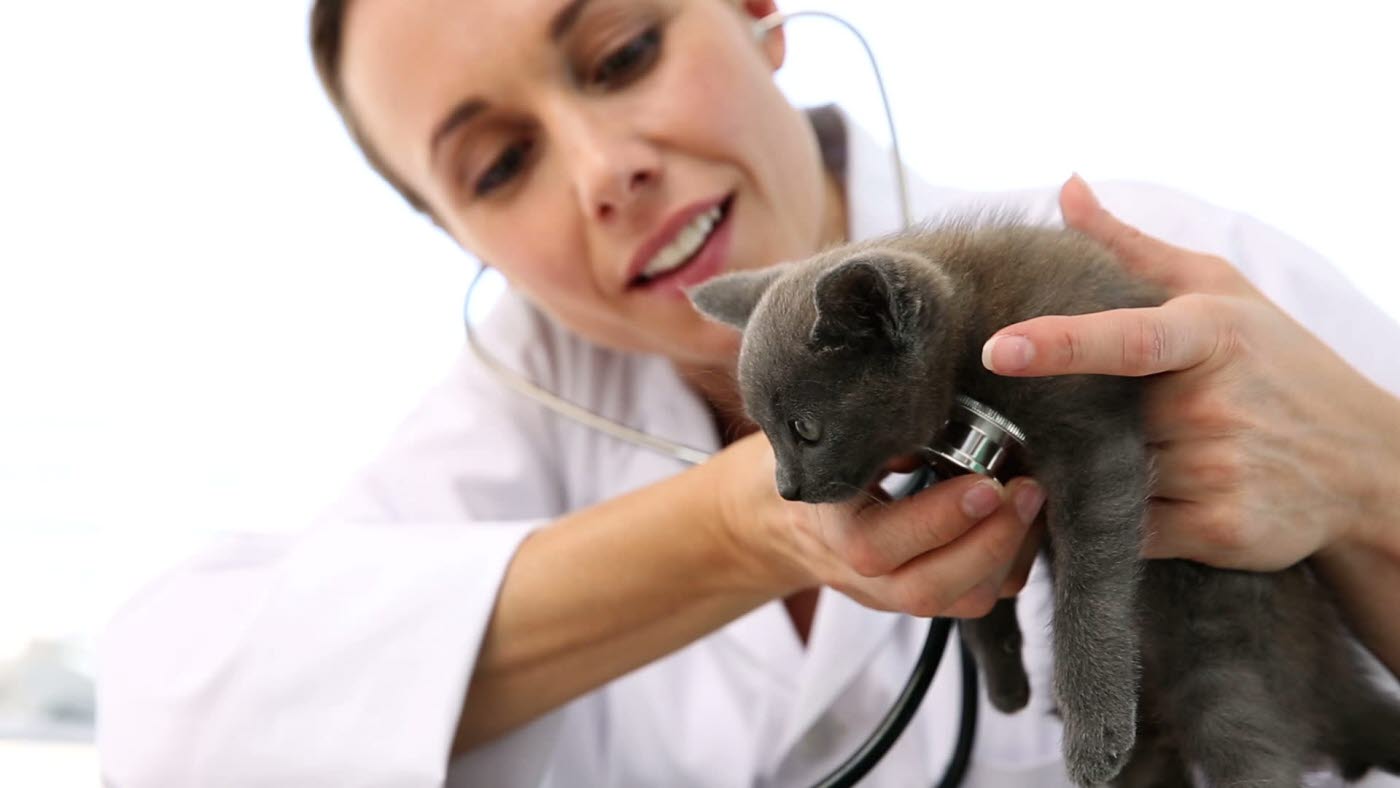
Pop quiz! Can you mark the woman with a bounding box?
[98,0,1400,785]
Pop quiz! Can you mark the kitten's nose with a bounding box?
[778,479,802,501]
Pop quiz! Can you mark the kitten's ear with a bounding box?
[687,265,786,330]
[811,256,919,350]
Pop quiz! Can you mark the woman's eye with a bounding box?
[791,417,822,445]
[591,26,661,87]
[474,139,533,197]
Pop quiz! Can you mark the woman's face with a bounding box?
[340,0,839,366]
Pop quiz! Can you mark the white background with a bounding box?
[1,0,1397,783]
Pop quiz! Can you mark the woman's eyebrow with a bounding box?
[549,0,597,41]
[428,0,592,169]
[428,98,487,169]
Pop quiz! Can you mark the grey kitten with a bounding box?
[689,218,1400,787]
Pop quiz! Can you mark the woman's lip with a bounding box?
[628,195,734,298]
[625,192,732,286]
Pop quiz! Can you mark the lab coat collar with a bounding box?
[714,592,901,767]
[776,591,902,758]
[841,107,912,240]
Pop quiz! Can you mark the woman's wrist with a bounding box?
[1311,384,1400,677]
[1337,386,1400,561]
[703,434,820,599]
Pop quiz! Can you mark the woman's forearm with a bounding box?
[1314,387,1400,678]
[451,460,779,754]
[1315,531,1400,678]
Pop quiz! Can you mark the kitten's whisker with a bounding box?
[837,481,890,510]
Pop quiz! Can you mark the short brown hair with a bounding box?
[310,0,431,215]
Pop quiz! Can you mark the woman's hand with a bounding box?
[981,175,1400,572]
[710,430,1046,619]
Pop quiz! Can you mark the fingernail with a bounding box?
[961,479,1004,520]
[1069,173,1101,208]
[982,335,1035,373]
[1014,482,1046,526]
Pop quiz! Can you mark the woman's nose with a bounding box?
[554,108,661,223]
[592,167,655,222]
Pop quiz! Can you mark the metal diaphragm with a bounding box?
[922,395,1030,483]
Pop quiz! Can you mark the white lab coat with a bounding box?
[98,113,1400,788]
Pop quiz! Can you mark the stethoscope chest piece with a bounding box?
[923,395,1030,483]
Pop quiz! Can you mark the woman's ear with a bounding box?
[740,0,786,70]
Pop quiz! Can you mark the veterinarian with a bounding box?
[98,1,1400,785]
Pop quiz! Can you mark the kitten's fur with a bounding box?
[689,218,1400,787]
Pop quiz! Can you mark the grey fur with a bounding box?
[685,264,788,330]
[688,217,1400,786]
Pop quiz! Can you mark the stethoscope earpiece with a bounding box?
[752,12,783,42]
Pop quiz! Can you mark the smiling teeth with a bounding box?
[641,205,723,279]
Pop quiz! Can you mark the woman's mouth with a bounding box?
[628,194,735,296]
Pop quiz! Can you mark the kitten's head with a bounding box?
[690,248,955,503]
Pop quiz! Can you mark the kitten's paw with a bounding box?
[986,669,1030,713]
[1063,702,1136,786]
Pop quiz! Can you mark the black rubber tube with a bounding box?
[937,635,979,788]
[810,616,977,788]
[806,467,982,787]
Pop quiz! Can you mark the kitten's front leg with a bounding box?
[1039,432,1148,786]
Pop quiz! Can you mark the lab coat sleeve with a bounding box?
[98,296,580,788]
[1226,208,1400,396]
[1090,181,1400,396]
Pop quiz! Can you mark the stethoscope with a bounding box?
[462,10,1033,787]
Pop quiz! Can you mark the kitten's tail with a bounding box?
[1335,688,1400,780]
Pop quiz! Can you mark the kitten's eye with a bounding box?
[791,417,822,445]
[591,26,661,87]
